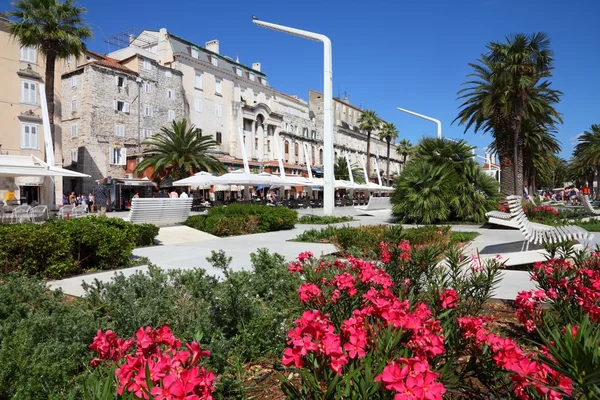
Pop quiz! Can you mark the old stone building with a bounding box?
[60,51,184,194]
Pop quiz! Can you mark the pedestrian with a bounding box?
[180,190,189,199]
[169,189,179,198]
[89,192,95,213]
[92,178,111,217]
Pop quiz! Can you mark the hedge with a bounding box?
[184,204,298,236]
[0,217,159,279]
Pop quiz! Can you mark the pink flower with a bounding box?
[297,251,314,263]
[298,283,322,303]
[439,289,458,309]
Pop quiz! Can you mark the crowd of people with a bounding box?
[534,184,591,205]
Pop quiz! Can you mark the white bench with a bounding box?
[506,195,593,247]
[485,210,520,229]
[580,193,600,216]
[355,197,391,211]
[124,198,193,226]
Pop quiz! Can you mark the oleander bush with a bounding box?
[184,203,298,236]
[0,217,159,278]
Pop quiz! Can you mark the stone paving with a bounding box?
[47,207,599,300]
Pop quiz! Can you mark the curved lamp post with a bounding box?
[252,16,334,215]
[397,107,442,139]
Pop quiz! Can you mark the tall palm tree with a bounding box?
[379,122,399,185]
[573,124,600,195]
[396,139,413,168]
[333,156,365,183]
[9,0,92,149]
[357,110,381,180]
[135,120,226,180]
[454,33,562,196]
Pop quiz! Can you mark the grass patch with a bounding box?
[574,219,600,232]
[297,215,354,224]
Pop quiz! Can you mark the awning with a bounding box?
[15,176,45,186]
[114,178,158,187]
[0,155,90,178]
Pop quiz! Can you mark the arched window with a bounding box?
[285,141,289,154]
[303,127,308,137]
[311,146,316,164]
[319,149,323,165]
[294,143,299,156]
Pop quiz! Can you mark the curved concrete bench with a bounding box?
[580,193,600,216]
[355,197,391,211]
[124,198,193,226]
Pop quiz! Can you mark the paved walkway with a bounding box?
[47,207,598,300]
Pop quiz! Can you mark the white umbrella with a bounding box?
[213,170,283,187]
[172,171,216,188]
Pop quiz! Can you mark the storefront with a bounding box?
[112,178,157,211]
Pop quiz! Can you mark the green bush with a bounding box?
[0,217,159,278]
[184,204,298,236]
[297,215,354,224]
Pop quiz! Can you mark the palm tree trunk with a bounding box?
[513,131,519,196]
[44,52,56,152]
[596,166,600,198]
[498,140,514,197]
[365,131,371,181]
[385,139,391,186]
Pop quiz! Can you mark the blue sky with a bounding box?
[4,0,599,159]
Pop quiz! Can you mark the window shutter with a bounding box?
[22,125,29,148]
[31,126,38,149]
[114,100,118,111]
[109,147,115,165]
[119,148,127,165]
[124,102,130,113]
[115,76,119,86]
[123,77,128,87]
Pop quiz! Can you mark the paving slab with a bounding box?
[155,226,218,245]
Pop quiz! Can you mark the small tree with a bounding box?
[357,110,381,180]
[379,122,399,186]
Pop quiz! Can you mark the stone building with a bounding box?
[60,50,184,194]
[105,28,402,181]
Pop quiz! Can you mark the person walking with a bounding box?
[92,178,111,217]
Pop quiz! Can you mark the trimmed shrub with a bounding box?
[297,215,354,224]
[184,204,297,236]
[0,217,159,278]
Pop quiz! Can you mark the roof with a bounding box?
[67,50,138,76]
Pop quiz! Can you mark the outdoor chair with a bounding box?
[1,206,14,223]
[282,200,290,208]
[12,205,31,223]
[580,193,600,216]
[30,205,49,223]
[73,204,88,218]
[58,205,75,219]
[506,195,593,247]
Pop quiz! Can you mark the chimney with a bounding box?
[205,40,219,55]
[252,62,261,72]
[129,34,135,45]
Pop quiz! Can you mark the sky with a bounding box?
[3,0,599,159]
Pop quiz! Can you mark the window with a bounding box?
[167,89,174,99]
[215,104,222,118]
[143,60,152,70]
[194,98,202,112]
[143,105,153,117]
[303,128,308,137]
[143,129,153,138]
[194,73,202,89]
[191,48,199,58]
[165,70,172,78]
[71,124,78,137]
[236,67,242,77]
[211,56,218,67]
[65,55,72,67]
[267,139,271,152]
[71,99,77,112]
[109,146,127,165]
[311,130,316,139]
[216,131,222,144]
[71,149,78,163]
[144,82,152,94]
[20,46,37,63]
[114,100,130,113]
[116,76,127,88]
[71,76,78,87]
[215,79,222,95]
[249,73,255,81]
[284,141,289,154]
[294,143,299,156]
[21,123,38,149]
[168,110,175,121]
[319,149,323,165]
[254,138,258,150]
[21,80,37,104]
[115,124,125,137]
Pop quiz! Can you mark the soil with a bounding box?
[236,300,523,399]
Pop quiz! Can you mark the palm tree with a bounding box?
[135,120,226,180]
[379,122,399,185]
[454,33,562,196]
[573,124,600,196]
[333,156,365,184]
[357,110,381,180]
[396,139,413,168]
[9,0,92,149]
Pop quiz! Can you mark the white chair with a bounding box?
[58,205,75,219]
[506,195,593,248]
[580,193,600,216]
[124,198,193,226]
[1,206,14,223]
[73,204,88,218]
[485,210,520,229]
[30,205,49,223]
[13,205,32,223]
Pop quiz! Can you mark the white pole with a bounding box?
[303,142,313,180]
[375,151,382,186]
[253,17,334,215]
[273,131,286,178]
[397,107,442,139]
[360,154,369,182]
[238,128,250,174]
[344,152,354,184]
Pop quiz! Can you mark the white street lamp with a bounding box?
[252,16,335,215]
[397,107,442,139]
